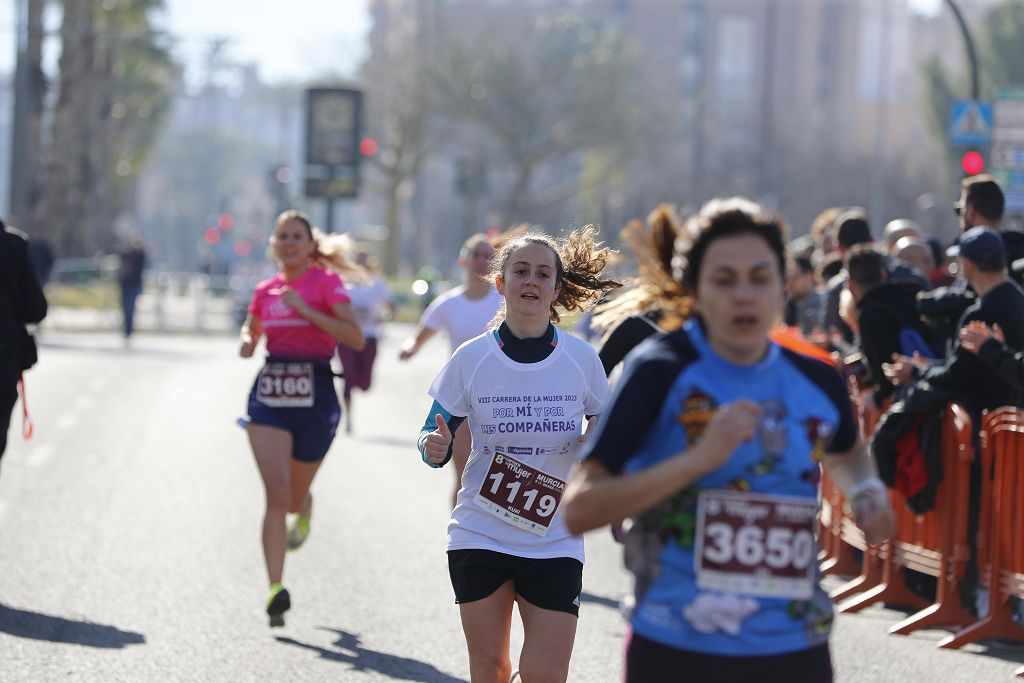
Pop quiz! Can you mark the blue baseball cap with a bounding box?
[946,226,1005,269]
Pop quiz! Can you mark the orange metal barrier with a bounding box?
[819,404,976,632]
[939,407,1024,666]
[884,404,975,634]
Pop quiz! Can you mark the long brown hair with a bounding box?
[592,204,689,333]
[489,226,622,328]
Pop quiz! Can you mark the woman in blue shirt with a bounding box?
[563,197,893,683]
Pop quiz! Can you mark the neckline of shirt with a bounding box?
[684,319,780,374]
[486,322,563,370]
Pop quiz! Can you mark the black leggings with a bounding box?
[0,361,21,461]
[625,632,832,683]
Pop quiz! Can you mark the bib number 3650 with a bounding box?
[256,363,314,408]
[695,490,818,600]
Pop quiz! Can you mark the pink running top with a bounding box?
[248,266,351,360]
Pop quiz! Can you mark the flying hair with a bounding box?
[592,204,689,334]
[274,209,368,284]
[488,226,622,328]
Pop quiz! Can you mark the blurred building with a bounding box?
[363,0,1010,267]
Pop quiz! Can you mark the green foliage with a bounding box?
[921,0,1024,181]
[99,0,176,187]
[978,1,1024,92]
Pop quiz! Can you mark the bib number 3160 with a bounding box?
[256,363,314,408]
[694,490,818,600]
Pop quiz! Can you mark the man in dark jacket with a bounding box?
[919,174,1024,346]
[886,227,1024,413]
[0,219,48,463]
[846,245,939,410]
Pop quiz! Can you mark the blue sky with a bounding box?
[0,0,370,82]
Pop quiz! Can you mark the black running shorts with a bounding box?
[447,549,583,617]
[626,632,832,683]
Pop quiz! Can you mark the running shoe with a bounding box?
[266,584,291,627]
[509,671,522,683]
[286,514,311,551]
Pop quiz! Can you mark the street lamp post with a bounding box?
[944,0,980,101]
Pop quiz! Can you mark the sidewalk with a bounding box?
[42,291,237,335]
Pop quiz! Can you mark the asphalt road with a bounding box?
[1,326,1023,681]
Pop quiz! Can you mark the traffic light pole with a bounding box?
[944,0,979,101]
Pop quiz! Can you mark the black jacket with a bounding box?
[919,280,1024,412]
[0,226,48,369]
[870,382,956,513]
[856,281,939,404]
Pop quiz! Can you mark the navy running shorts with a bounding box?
[447,549,583,617]
[245,360,341,462]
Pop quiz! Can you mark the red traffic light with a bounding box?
[234,239,252,257]
[961,150,985,176]
[218,213,235,231]
[204,227,222,246]
[359,137,379,157]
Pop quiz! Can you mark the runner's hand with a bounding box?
[850,481,894,546]
[577,416,598,445]
[239,337,256,358]
[691,400,762,474]
[424,413,452,464]
[280,287,310,315]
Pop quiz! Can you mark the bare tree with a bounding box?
[430,12,657,224]
[361,2,443,275]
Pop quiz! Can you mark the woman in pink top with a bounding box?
[239,210,364,626]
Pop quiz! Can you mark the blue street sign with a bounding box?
[950,100,993,147]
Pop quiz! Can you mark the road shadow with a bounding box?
[0,603,145,649]
[580,590,622,611]
[276,628,464,682]
[968,639,1024,666]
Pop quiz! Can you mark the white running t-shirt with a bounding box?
[429,330,609,562]
[421,286,503,356]
[347,278,393,339]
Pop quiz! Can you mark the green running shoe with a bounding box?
[286,514,311,551]
[266,583,291,627]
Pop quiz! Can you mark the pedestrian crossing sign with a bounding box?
[950,100,993,147]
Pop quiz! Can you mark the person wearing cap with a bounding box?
[885,226,1024,617]
[885,226,1024,414]
[918,174,1022,347]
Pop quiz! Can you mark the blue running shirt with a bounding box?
[581,320,857,657]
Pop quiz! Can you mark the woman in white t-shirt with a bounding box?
[418,228,620,683]
[401,234,502,508]
[337,248,395,433]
